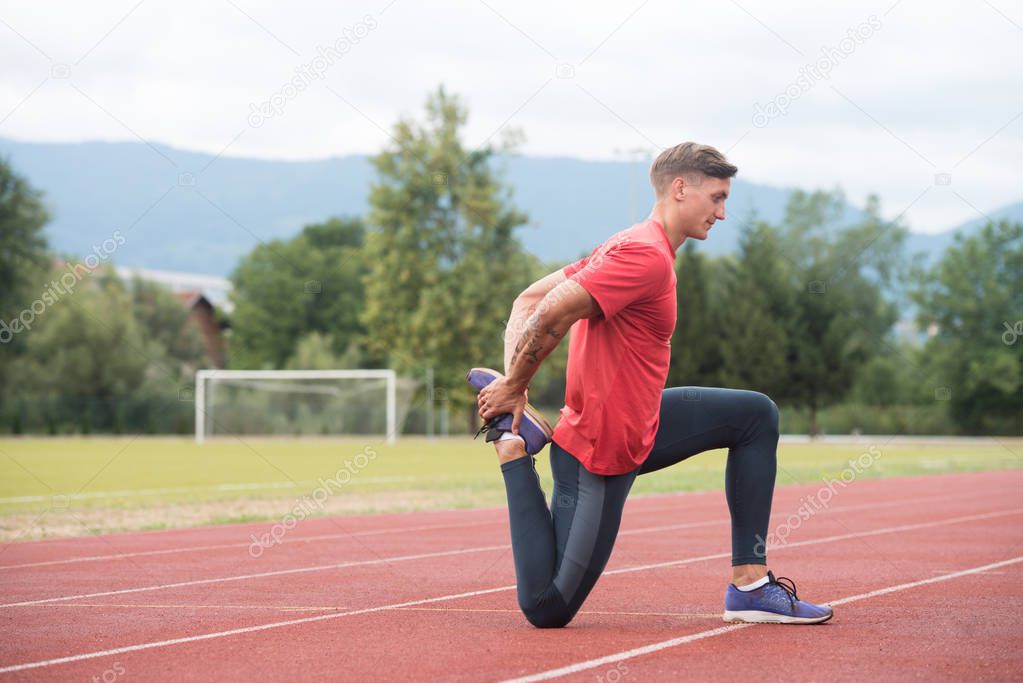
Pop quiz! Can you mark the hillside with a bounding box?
[2,137,1014,276]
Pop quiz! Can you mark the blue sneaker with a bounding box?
[466,367,553,456]
[723,571,833,624]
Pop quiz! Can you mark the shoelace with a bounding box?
[473,416,506,442]
[769,572,800,608]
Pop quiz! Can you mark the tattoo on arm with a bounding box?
[510,316,545,367]
[511,319,566,367]
[506,280,597,380]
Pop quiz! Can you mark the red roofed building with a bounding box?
[174,290,227,369]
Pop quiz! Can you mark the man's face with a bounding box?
[677,176,730,241]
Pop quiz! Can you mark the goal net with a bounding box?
[194,370,410,443]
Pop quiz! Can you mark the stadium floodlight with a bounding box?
[195,369,399,444]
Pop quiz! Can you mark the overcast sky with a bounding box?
[1,0,1021,233]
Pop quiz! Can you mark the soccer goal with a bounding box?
[194,369,400,444]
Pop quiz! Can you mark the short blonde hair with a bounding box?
[649,142,737,196]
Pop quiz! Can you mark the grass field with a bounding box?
[1,436,1021,541]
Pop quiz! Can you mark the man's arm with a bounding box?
[479,277,601,430]
[506,279,599,389]
[504,270,566,373]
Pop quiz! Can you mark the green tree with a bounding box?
[849,352,905,407]
[0,157,49,313]
[229,216,367,368]
[668,241,723,387]
[285,332,361,370]
[362,86,535,430]
[779,191,904,435]
[912,220,1023,431]
[130,277,208,370]
[8,269,165,432]
[0,157,51,410]
[715,222,795,398]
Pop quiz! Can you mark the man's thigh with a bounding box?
[639,386,775,475]
[549,442,636,606]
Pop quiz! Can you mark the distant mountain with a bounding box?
[1,137,1014,277]
[497,155,809,261]
[904,201,1023,264]
[1,139,374,276]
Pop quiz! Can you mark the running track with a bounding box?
[1,470,1021,681]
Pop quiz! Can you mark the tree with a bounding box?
[0,157,50,313]
[8,268,157,431]
[229,216,367,368]
[5,265,216,434]
[714,222,794,397]
[130,277,208,370]
[0,157,51,409]
[849,353,904,407]
[777,191,904,435]
[285,332,361,370]
[912,220,1023,431]
[362,86,535,430]
[668,241,723,387]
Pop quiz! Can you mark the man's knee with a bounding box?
[522,602,575,629]
[748,391,780,434]
[520,590,576,628]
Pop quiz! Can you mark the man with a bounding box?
[468,142,833,628]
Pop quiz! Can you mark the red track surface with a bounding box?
[1,470,1021,681]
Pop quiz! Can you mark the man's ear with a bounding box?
[673,176,686,200]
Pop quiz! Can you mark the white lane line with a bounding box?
[0,520,502,571]
[0,584,518,675]
[503,554,1023,682]
[0,545,508,608]
[0,491,721,570]
[828,556,1023,606]
[0,479,724,506]
[617,490,983,538]
[4,504,1019,609]
[0,517,723,606]
[0,506,1018,674]
[604,508,1023,576]
[0,488,982,571]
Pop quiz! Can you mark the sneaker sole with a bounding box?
[522,404,554,439]
[722,609,833,625]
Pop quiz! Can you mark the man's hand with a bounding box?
[477,376,528,434]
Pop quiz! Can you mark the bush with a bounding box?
[779,402,1020,436]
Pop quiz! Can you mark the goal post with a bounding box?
[195,369,398,444]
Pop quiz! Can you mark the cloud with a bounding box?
[0,0,1020,233]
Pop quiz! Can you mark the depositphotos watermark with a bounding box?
[248,446,378,557]
[248,15,378,128]
[90,662,125,683]
[0,231,126,344]
[752,15,882,128]
[1002,320,1022,345]
[595,662,629,683]
[754,445,881,554]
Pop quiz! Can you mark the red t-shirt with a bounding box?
[553,219,678,475]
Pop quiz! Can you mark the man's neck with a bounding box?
[647,207,687,251]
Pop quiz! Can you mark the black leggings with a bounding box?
[500,387,779,628]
